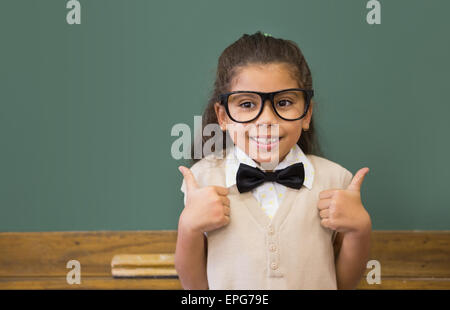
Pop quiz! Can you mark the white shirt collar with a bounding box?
[224,144,314,190]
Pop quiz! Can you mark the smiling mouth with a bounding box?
[249,136,281,144]
[248,136,282,152]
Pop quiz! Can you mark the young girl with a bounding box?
[175,31,371,290]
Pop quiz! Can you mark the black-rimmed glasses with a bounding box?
[218,88,313,123]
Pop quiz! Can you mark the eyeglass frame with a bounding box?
[218,88,314,123]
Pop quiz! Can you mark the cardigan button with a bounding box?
[269,244,277,252]
[270,262,278,270]
[268,226,274,235]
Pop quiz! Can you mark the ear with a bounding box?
[214,102,227,131]
[302,100,314,131]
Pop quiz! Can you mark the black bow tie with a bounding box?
[236,162,305,193]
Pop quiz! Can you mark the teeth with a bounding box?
[250,137,279,144]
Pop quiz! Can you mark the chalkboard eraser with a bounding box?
[111,254,177,278]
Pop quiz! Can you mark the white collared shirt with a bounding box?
[225,144,315,219]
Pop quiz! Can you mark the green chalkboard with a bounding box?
[1,0,449,231]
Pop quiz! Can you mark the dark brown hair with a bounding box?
[191,31,322,163]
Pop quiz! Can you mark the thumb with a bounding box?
[178,166,199,192]
[346,167,370,192]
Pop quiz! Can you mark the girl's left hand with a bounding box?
[317,168,372,235]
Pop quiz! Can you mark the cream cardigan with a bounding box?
[180,151,353,290]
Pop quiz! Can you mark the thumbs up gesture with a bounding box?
[178,166,231,234]
[317,168,372,235]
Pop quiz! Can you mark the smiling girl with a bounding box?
[175,31,371,290]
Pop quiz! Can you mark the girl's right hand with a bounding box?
[178,166,231,234]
